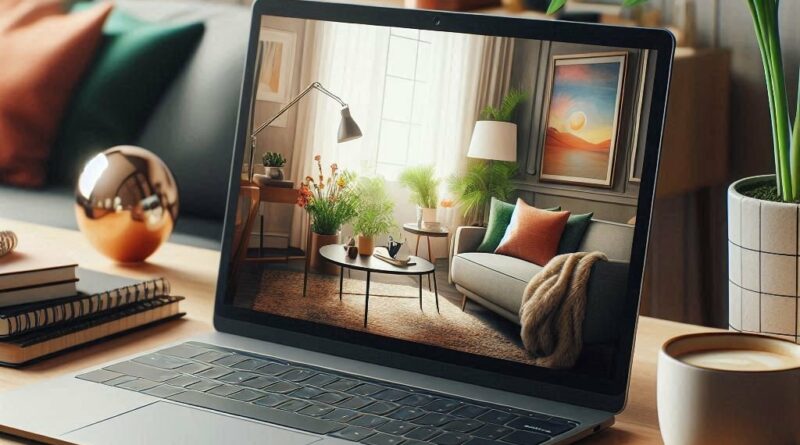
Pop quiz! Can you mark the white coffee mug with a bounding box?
[657,332,800,445]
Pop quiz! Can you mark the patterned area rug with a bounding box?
[249,270,536,365]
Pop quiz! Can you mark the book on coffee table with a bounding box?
[0,241,78,306]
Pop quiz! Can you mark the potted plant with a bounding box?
[353,176,396,256]
[262,151,287,180]
[449,88,526,225]
[399,165,440,229]
[297,155,357,274]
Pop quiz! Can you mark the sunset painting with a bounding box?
[540,53,627,187]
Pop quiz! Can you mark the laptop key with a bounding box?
[397,394,434,407]
[442,419,484,433]
[472,424,512,440]
[103,375,138,386]
[388,406,425,421]
[265,381,300,394]
[331,425,374,441]
[464,439,506,445]
[219,372,260,385]
[117,378,159,392]
[231,358,272,371]
[349,383,383,396]
[228,389,264,402]
[76,369,123,383]
[324,378,361,392]
[186,380,220,392]
[168,391,345,434]
[349,414,389,428]
[337,395,374,410]
[376,420,417,435]
[143,384,185,398]
[431,432,470,445]
[412,413,454,427]
[213,354,249,367]
[289,386,326,399]
[277,399,311,412]
[362,433,405,445]
[253,393,289,407]
[240,376,281,389]
[476,410,516,425]
[195,366,233,379]
[175,363,210,375]
[361,401,399,415]
[321,408,360,423]
[506,416,574,436]
[157,344,207,359]
[303,373,338,387]
[208,385,241,397]
[372,388,410,402]
[192,351,231,363]
[425,398,464,414]
[133,353,191,370]
[501,430,549,445]
[257,363,292,375]
[404,426,439,440]
[281,368,318,382]
[105,362,180,383]
[314,392,349,405]
[451,405,489,419]
[298,402,334,417]
[165,375,202,388]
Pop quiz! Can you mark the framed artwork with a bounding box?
[256,28,297,104]
[539,52,627,187]
[629,50,650,183]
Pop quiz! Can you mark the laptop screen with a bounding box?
[218,3,670,406]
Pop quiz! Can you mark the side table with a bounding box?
[402,223,449,290]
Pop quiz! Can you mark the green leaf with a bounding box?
[546,0,567,15]
[622,0,648,6]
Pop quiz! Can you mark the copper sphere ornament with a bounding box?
[75,146,179,263]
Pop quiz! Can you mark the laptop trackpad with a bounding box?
[63,401,322,445]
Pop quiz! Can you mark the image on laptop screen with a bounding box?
[224,14,658,381]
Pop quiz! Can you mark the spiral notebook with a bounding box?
[0,295,185,366]
[0,269,170,338]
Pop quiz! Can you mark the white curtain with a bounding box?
[289,21,515,249]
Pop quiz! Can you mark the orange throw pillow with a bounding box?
[0,0,111,187]
[495,198,570,266]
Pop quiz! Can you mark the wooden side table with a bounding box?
[402,223,449,290]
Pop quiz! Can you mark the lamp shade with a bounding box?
[338,106,363,143]
[467,120,517,162]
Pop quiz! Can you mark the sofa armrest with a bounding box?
[453,226,486,256]
[582,260,629,345]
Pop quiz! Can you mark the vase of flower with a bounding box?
[297,155,357,275]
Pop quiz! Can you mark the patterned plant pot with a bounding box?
[728,175,799,343]
[310,231,340,276]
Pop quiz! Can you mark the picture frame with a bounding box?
[256,28,297,104]
[538,52,628,188]
[628,50,650,183]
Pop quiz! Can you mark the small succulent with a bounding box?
[262,152,287,167]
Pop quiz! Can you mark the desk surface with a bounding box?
[0,218,713,444]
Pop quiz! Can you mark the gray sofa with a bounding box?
[0,1,250,250]
[450,219,633,345]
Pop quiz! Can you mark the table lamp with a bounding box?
[467,120,517,162]
[247,44,362,181]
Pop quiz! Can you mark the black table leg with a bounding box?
[364,271,371,328]
[418,275,423,311]
[432,271,439,313]
[339,266,344,301]
[303,264,309,298]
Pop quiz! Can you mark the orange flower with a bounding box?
[440,199,454,208]
[313,154,321,162]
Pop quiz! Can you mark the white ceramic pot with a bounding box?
[419,207,437,227]
[657,332,800,445]
[263,166,285,180]
[728,175,799,344]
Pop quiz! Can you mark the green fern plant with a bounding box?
[398,165,439,209]
[449,161,518,222]
[353,177,396,237]
[480,88,527,122]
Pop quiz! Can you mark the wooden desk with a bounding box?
[0,218,713,444]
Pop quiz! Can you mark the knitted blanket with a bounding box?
[519,252,607,369]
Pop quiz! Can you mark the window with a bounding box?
[374,28,433,179]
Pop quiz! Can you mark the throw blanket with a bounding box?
[520,252,607,369]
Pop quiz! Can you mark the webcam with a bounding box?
[433,16,442,26]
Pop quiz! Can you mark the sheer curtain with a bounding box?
[289,21,515,249]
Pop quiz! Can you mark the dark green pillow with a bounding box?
[51,5,204,184]
[476,198,560,253]
[558,212,593,254]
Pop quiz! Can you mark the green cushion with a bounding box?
[51,5,204,184]
[476,197,560,253]
[558,212,593,254]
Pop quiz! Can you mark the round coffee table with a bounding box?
[402,223,449,290]
[318,244,437,327]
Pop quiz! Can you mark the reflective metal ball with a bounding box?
[75,146,179,263]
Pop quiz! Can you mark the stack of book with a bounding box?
[0,246,185,366]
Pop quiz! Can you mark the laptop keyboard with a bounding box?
[76,342,578,444]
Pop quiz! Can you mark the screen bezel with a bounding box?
[214,0,674,413]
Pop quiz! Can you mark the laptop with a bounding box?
[0,1,673,443]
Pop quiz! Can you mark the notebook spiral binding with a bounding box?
[2,278,170,337]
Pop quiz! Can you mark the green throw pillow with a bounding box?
[558,212,593,254]
[476,198,559,253]
[51,4,204,184]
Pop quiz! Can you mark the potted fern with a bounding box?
[262,152,287,180]
[353,176,396,256]
[449,89,526,224]
[399,165,440,229]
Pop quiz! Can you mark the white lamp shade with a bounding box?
[467,120,517,162]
